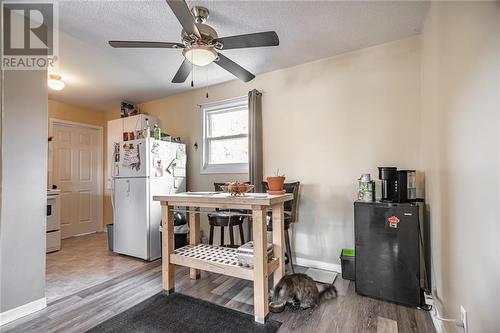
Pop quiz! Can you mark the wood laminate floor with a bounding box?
[45,232,148,303]
[2,233,435,333]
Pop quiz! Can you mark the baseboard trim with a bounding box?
[294,257,341,273]
[72,231,98,238]
[0,297,46,326]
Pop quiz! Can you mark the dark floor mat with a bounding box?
[86,292,281,333]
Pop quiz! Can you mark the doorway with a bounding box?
[49,119,103,238]
[46,119,146,304]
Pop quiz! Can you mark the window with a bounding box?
[201,96,249,174]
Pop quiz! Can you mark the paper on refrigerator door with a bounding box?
[173,167,186,177]
[122,143,141,171]
[153,157,164,177]
[150,141,160,155]
[176,146,187,165]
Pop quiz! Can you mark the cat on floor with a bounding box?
[269,273,337,313]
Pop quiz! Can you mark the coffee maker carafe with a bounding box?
[378,167,398,201]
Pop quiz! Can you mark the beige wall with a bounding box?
[48,99,110,226]
[49,99,107,127]
[106,36,421,268]
[420,2,500,332]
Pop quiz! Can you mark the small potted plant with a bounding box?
[266,169,286,194]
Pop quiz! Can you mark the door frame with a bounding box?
[48,118,104,232]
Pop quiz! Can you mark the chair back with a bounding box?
[262,181,300,223]
[213,182,225,192]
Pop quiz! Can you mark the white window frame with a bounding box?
[200,96,249,174]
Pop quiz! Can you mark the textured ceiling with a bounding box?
[49,1,428,110]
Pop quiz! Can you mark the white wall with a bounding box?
[113,36,422,269]
[0,69,48,320]
[420,2,500,332]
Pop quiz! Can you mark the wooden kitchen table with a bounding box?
[153,192,293,323]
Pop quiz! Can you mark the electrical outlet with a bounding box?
[460,305,468,333]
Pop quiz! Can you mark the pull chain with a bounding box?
[205,66,209,98]
[191,61,194,87]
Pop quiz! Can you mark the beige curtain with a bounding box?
[248,89,263,192]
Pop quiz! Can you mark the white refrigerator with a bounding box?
[112,138,186,260]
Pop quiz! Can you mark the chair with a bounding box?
[262,181,300,273]
[207,182,247,247]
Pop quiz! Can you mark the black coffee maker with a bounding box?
[378,167,398,202]
[378,167,418,202]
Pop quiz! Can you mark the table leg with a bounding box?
[189,206,201,279]
[252,208,269,323]
[271,203,285,287]
[162,204,175,294]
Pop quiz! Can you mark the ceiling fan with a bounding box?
[109,0,279,83]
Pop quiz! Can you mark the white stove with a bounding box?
[47,189,61,252]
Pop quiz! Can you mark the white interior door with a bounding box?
[52,122,101,238]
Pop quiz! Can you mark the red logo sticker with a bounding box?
[388,216,400,228]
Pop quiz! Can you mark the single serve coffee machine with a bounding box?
[378,167,418,202]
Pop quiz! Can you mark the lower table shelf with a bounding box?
[170,244,279,281]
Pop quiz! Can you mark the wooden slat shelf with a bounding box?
[170,244,279,281]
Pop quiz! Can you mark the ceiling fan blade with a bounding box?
[214,31,279,50]
[109,41,184,48]
[166,0,201,39]
[172,58,192,83]
[215,53,255,82]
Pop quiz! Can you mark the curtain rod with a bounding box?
[197,90,264,108]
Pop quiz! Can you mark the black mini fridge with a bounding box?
[354,201,428,307]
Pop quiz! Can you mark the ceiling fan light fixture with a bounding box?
[182,45,217,67]
[48,74,65,91]
[108,1,278,83]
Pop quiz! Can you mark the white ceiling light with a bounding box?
[48,74,65,90]
[182,45,218,67]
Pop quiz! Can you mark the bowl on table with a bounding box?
[220,183,254,196]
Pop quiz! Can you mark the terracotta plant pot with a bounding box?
[267,176,286,194]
